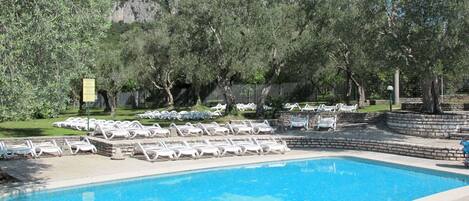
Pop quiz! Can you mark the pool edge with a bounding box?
[1,151,468,200]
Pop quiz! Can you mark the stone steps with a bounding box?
[450,128,469,140]
[460,126,469,132]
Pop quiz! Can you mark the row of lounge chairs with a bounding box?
[91,120,275,140]
[0,138,96,159]
[53,117,102,131]
[285,103,357,112]
[134,137,290,161]
[136,110,222,120]
[210,103,272,112]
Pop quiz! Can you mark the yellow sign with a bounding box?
[83,79,96,102]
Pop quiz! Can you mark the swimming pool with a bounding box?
[5,157,469,201]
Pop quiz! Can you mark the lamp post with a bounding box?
[387,85,394,112]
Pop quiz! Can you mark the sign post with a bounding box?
[83,79,96,131]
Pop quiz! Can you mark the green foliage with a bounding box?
[0,0,112,121]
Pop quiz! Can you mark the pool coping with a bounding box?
[1,150,468,200]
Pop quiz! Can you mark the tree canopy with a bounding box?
[1,0,468,120]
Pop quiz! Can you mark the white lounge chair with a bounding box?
[134,142,177,161]
[284,103,301,111]
[146,123,170,137]
[65,138,97,154]
[211,103,226,111]
[94,124,131,140]
[170,123,203,137]
[290,116,309,130]
[163,141,199,159]
[319,104,338,112]
[253,137,290,154]
[338,104,358,112]
[123,121,152,139]
[1,141,36,158]
[197,122,230,135]
[301,104,321,112]
[226,122,253,135]
[185,141,220,157]
[52,117,77,128]
[316,115,337,131]
[206,139,242,156]
[263,105,272,110]
[245,120,274,134]
[27,140,63,157]
[229,138,263,155]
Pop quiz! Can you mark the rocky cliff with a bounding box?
[110,0,159,23]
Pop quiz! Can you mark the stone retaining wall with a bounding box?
[402,102,469,112]
[386,112,468,139]
[278,111,384,130]
[88,136,466,161]
[283,136,465,161]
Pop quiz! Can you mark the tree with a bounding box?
[252,0,326,117]
[0,0,111,120]
[123,20,185,107]
[175,0,262,114]
[319,0,385,108]
[95,33,133,115]
[381,0,468,113]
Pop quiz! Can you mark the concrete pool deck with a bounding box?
[1,149,468,200]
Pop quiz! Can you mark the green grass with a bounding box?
[0,103,395,138]
[0,107,253,138]
[358,104,401,112]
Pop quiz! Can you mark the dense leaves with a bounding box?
[0,0,111,120]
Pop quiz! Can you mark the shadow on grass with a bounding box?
[0,128,82,138]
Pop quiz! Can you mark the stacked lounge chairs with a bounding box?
[283,103,358,113]
[134,137,290,162]
[137,110,219,120]
[197,122,230,135]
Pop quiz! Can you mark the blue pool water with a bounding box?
[6,157,469,201]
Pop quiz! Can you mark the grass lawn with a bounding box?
[0,103,396,138]
[0,107,256,138]
[358,104,401,112]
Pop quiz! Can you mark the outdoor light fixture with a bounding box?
[387,85,394,112]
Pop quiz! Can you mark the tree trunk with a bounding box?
[344,70,353,104]
[421,75,443,114]
[256,85,272,117]
[78,87,85,114]
[218,78,236,114]
[98,90,112,113]
[351,78,366,108]
[357,83,366,108]
[133,90,139,109]
[194,84,202,105]
[163,86,174,107]
[108,92,118,116]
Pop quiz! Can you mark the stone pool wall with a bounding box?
[386,112,468,139]
[87,135,466,161]
[402,102,469,112]
[282,136,465,161]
